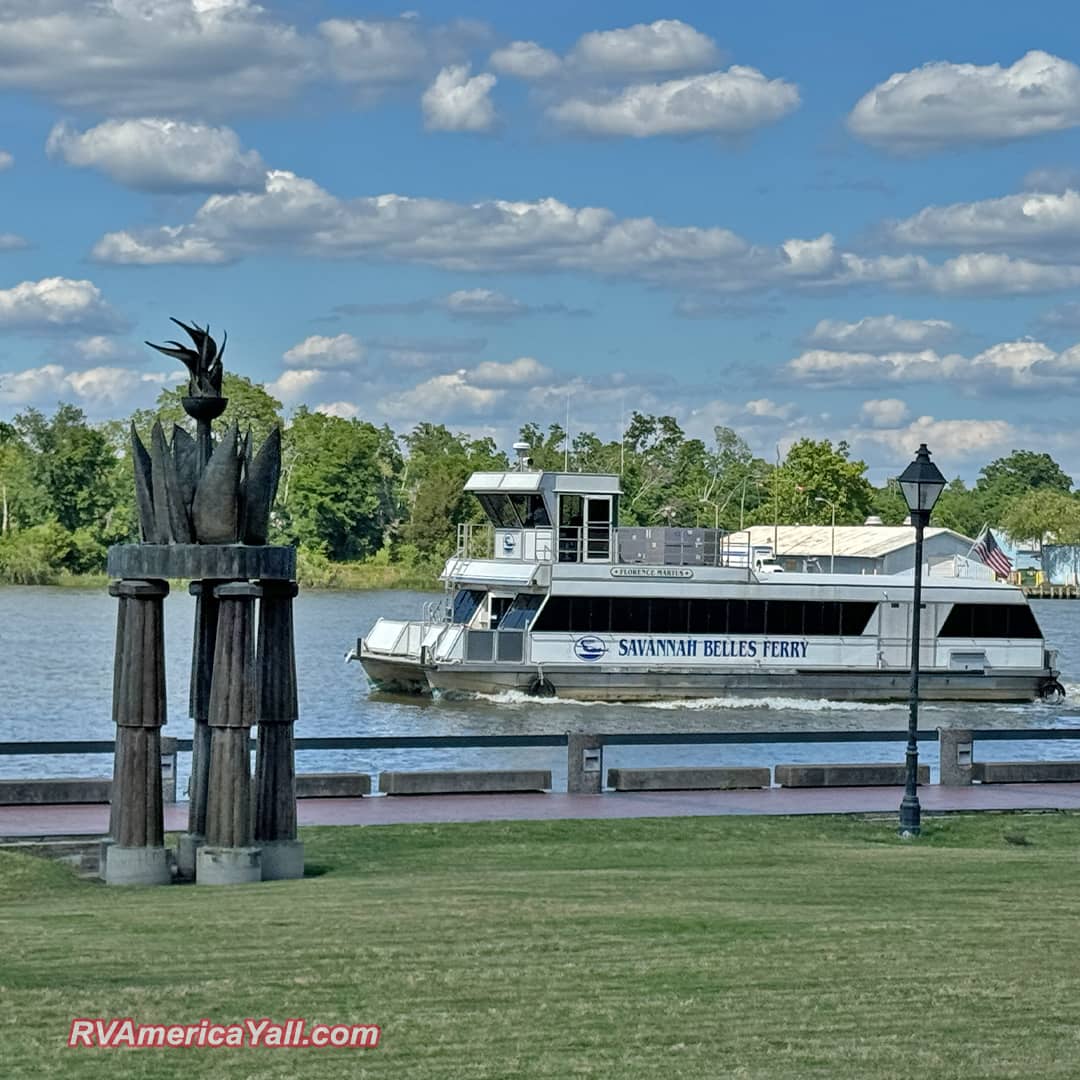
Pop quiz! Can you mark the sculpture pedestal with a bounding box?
[258,839,305,881]
[176,833,204,879]
[196,846,262,886]
[105,845,172,887]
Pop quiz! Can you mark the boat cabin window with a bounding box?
[533,596,877,636]
[475,493,550,528]
[499,593,543,630]
[452,589,485,624]
[938,603,1042,639]
[489,596,515,629]
[558,494,617,562]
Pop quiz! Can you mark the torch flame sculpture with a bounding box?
[133,318,281,545]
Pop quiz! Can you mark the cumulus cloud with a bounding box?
[860,398,910,427]
[314,400,360,419]
[744,398,794,420]
[489,40,560,79]
[265,368,325,402]
[791,338,1080,391]
[805,315,957,351]
[0,234,28,251]
[549,67,799,138]
[468,357,553,387]
[421,64,498,132]
[569,20,718,75]
[0,0,316,116]
[381,370,503,420]
[0,150,12,171]
[849,50,1080,150]
[0,363,171,409]
[887,189,1080,250]
[319,15,489,96]
[282,333,364,369]
[46,118,266,193]
[86,168,1080,298]
[0,277,118,330]
[857,416,1018,460]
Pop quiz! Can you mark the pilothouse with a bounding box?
[355,453,1061,703]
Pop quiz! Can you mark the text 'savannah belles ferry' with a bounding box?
[355,447,1062,703]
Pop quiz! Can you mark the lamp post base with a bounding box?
[898,795,921,837]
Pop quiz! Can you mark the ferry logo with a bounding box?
[573,636,607,662]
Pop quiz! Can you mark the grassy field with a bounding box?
[4,813,1080,1079]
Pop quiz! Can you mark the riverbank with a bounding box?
[0,557,442,592]
[6,813,1080,1078]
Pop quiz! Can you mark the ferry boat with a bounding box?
[355,449,1062,703]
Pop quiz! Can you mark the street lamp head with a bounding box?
[898,443,946,527]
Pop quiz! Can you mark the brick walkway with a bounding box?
[4,783,1080,839]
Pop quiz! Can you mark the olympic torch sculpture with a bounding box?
[103,318,302,887]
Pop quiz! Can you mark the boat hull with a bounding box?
[424,664,1055,703]
[359,655,431,695]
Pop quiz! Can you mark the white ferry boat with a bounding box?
[356,452,1061,703]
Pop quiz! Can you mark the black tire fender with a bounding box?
[526,675,556,698]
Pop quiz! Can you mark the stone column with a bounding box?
[938,727,974,787]
[104,579,172,886]
[197,581,262,885]
[254,580,304,879]
[177,579,220,878]
[567,732,604,794]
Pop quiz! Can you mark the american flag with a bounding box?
[971,527,1012,578]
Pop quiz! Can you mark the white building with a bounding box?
[737,524,987,578]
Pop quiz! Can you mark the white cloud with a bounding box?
[860,398,910,428]
[421,64,498,132]
[92,226,230,265]
[468,357,553,387]
[489,40,560,80]
[381,371,503,420]
[887,189,1080,249]
[806,315,957,350]
[0,0,316,116]
[858,416,1018,460]
[440,289,527,320]
[0,150,12,171]
[46,118,266,193]
[791,337,1080,391]
[744,398,794,420]
[74,335,121,361]
[0,363,170,408]
[314,401,360,419]
[282,333,364,369]
[319,15,488,96]
[549,67,799,138]
[849,51,1080,149]
[569,20,717,75]
[265,368,325,402]
[0,277,117,330]
[87,169,1080,298]
[0,234,28,251]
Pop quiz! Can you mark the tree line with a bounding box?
[0,375,1074,585]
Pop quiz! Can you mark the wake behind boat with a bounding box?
[354,448,1062,704]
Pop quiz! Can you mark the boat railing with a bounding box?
[456,521,754,568]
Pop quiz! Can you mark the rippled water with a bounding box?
[1,586,1078,789]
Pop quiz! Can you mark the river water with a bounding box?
[1,587,1079,791]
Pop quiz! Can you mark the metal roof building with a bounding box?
[737,524,987,577]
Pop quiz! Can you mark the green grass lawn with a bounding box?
[3,814,1080,1079]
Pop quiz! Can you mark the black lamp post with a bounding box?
[897,443,947,836]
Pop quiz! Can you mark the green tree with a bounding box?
[279,408,400,561]
[934,479,984,538]
[974,450,1073,524]
[1001,489,1080,546]
[762,439,873,525]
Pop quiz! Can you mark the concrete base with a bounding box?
[567,733,604,795]
[196,845,262,886]
[176,833,204,879]
[0,778,111,805]
[379,769,552,795]
[104,844,172,887]
[296,773,371,798]
[975,760,1080,783]
[98,838,114,880]
[775,763,930,788]
[607,766,771,791]
[258,839,305,880]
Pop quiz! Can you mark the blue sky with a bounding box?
[3,1,1080,485]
